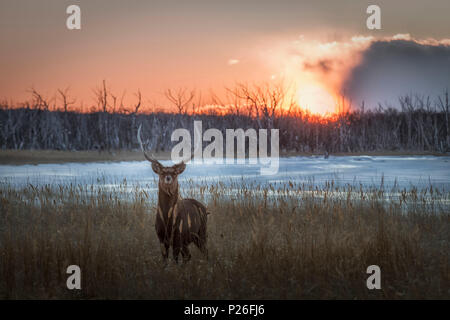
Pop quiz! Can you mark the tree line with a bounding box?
[0,84,449,154]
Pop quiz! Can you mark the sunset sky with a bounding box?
[1,0,449,114]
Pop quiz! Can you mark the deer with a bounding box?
[137,124,209,264]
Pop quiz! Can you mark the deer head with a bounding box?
[137,124,198,196]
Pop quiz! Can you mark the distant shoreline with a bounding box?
[0,149,447,165]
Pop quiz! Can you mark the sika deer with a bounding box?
[137,125,209,264]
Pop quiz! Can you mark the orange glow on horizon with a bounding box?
[2,34,369,117]
[296,83,338,115]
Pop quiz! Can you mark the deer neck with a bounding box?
[157,186,179,218]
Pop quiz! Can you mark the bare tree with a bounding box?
[30,88,50,111]
[226,81,292,129]
[57,87,76,112]
[164,88,195,114]
[2,84,449,154]
[437,89,449,150]
[93,80,109,112]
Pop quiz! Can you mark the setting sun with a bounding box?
[296,84,336,115]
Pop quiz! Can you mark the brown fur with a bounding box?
[152,164,209,264]
[137,125,209,263]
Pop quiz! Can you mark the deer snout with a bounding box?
[164,175,173,184]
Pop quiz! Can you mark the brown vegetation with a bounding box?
[0,181,448,299]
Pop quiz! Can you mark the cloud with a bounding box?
[351,36,374,43]
[342,39,450,108]
[391,33,412,41]
[228,59,240,66]
[303,59,334,74]
[261,35,368,96]
[260,34,450,111]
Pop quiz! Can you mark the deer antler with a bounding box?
[138,123,202,165]
[137,124,161,165]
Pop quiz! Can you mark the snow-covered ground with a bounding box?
[0,155,449,191]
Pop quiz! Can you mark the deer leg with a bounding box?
[172,245,181,264]
[181,245,191,264]
[196,222,209,259]
[172,230,181,264]
[156,222,169,263]
[160,242,169,266]
[193,237,208,260]
[199,242,208,260]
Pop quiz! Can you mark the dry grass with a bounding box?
[0,150,171,165]
[1,149,447,165]
[0,180,449,299]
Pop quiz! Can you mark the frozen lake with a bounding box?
[0,155,449,191]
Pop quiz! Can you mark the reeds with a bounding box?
[0,181,448,299]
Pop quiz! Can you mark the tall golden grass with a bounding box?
[0,180,448,299]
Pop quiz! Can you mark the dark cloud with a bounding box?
[303,59,334,74]
[342,40,450,108]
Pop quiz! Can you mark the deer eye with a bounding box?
[164,175,173,184]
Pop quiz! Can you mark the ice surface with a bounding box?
[0,156,449,191]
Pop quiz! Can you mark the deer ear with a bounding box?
[173,162,186,175]
[151,161,163,174]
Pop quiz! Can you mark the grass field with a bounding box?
[0,180,448,299]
